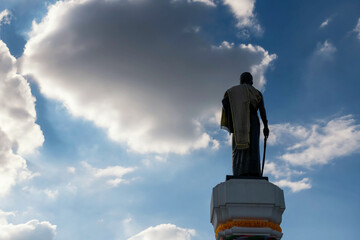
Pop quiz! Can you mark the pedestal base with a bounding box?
[217,226,282,240]
[210,179,285,240]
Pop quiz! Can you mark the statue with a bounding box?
[221,72,269,177]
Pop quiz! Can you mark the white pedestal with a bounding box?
[210,179,285,240]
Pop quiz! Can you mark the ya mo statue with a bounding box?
[221,72,269,177]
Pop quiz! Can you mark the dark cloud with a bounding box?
[21,0,275,154]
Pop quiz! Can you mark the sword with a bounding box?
[261,135,268,177]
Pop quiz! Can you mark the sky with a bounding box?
[0,0,360,239]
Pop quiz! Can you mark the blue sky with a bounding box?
[0,0,360,239]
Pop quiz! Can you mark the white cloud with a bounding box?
[0,130,33,195]
[44,189,58,200]
[0,210,56,240]
[273,178,311,193]
[319,18,331,28]
[265,115,360,192]
[315,40,336,58]
[353,17,360,40]
[172,0,216,7]
[208,110,221,125]
[154,155,167,163]
[264,160,308,192]
[188,0,215,7]
[222,0,262,33]
[0,9,11,26]
[0,41,44,155]
[244,44,277,88]
[211,139,220,150]
[122,217,142,238]
[263,161,304,180]
[279,115,360,167]
[81,162,136,187]
[21,0,275,154]
[27,162,136,197]
[0,40,44,195]
[214,40,235,49]
[142,155,168,167]
[67,167,76,174]
[269,115,360,168]
[128,224,195,240]
[268,123,310,146]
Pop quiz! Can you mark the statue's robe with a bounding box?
[221,84,265,176]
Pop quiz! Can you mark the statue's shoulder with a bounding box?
[224,85,235,96]
[248,85,259,91]
[248,85,262,95]
[253,87,262,96]
[227,85,244,93]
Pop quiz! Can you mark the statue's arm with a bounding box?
[258,92,269,137]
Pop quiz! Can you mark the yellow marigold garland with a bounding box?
[215,219,282,238]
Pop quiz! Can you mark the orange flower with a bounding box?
[215,219,282,238]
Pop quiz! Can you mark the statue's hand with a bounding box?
[263,126,269,138]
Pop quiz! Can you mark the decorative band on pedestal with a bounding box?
[215,220,282,239]
[218,236,278,240]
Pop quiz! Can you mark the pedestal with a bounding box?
[210,178,285,240]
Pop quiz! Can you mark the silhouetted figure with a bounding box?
[221,72,269,176]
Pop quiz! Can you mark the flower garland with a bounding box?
[215,219,282,238]
[223,236,277,240]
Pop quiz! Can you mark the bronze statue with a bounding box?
[221,72,269,176]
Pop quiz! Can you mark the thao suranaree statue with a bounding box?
[221,72,269,176]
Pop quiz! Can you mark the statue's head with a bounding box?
[240,72,253,85]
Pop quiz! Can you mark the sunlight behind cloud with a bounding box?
[21,0,275,155]
[0,41,44,195]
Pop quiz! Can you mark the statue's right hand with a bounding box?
[263,126,269,138]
